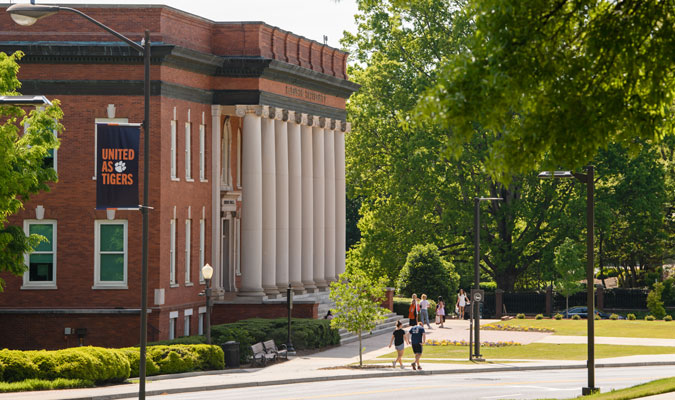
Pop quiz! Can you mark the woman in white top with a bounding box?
[419,294,432,329]
[456,289,469,320]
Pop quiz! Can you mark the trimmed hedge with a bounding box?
[153,318,340,364]
[0,345,223,384]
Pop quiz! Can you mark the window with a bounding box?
[199,218,205,283]
[221,119,231,188]
[170,218,176,285]
[24,122,58,173]
[184,309,193,337]
[185,219,191,284]
[198,306,206,335]
[199,124,206,181]
[171,120,177,180]
[23,220,56,289]
[94,220,128,289]
[169,311,178,340]
[185,122,192,180]
[94,118,128,179]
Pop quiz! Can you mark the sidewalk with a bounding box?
[2,319,674,400]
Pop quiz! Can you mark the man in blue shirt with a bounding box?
[407,322,426,370]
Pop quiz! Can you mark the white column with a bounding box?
[274,108,290,292]
[301,118,316,292]
[287,112,304,293]
[239,106,265,296]
[335,123,347,277]
[324,120,336,283]
[210,106,222,291]
[312,116,327,290]
[261,108,278,297]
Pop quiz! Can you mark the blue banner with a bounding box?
[96,123,140,210]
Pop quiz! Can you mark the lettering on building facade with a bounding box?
[285,85,327,104]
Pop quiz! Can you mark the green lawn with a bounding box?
[377,343,675,361]
[485,319,675,338]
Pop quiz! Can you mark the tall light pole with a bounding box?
[7,4,153,399]
[201,264,214,345]
[539,166,597,395]
[472,196,502,361]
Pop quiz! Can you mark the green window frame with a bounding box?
[23,220,57,289]
[94,220,127,289]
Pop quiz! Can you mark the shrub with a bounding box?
[645,315,656,321]
[0,378,93,393]
[516,313,525,319]
[665,315,673,321]
[647,282,667,319]
[554,313,563,320]
[572,315,581,320]
[609,313,620,320]
[535,314,544,320]
[396,243,459,304]
[0,350,39,382]
[594,314,601,320]
[627,313,636,320]
[479,282,497,291]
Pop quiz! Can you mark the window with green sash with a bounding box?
[23,220,56,288]
[95,220,127,288]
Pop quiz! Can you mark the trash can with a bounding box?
[222,341,240,368]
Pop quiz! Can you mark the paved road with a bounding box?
[151,365,675,400]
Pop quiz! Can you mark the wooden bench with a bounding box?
[250,342,277,367]
[263,339,288,360]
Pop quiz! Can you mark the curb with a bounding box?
[65,360,675,400]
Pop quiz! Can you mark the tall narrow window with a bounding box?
[23,220,57,289]
[185,122,192,180]
[171,120,177,179]
[184,309,192,336]
[170,218,176,285]
[169,311,178,340]
[198,306,206,335]
[221,119,231,188]
[199,218,205,283]
[199,124,206,181]
[185,219,191,284]
[94,220,128,289]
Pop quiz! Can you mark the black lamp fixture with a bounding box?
[7,3,152,399]
[539,166,598,396]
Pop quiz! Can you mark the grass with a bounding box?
[540,376,675,400]
[0,378,93,393]
[376,343,675,361]
[486,319,675,338]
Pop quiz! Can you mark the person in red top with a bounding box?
[408,294,419,326]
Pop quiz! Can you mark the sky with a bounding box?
[23,0,360,48]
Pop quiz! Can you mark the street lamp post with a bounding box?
[201,264,214,345]
[286,284,296,356]
[7,4,153,399]
[472,197,502,361]
[539,166,598,395]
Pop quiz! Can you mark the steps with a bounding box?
[338,313,407,344]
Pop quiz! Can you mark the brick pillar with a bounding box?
[546,285,553,315]
[380,287,394,311]
[495,289,504,318]
[596,285,604,310]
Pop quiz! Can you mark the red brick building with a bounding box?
[0,4,357,350]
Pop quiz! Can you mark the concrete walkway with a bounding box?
[2,319,674,400]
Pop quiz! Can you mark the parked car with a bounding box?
[560,306,625,319]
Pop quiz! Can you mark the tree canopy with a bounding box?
[415,0,675,182]
[0,51,62,290]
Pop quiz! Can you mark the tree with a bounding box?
[646,282,666,320]
[329,269,388,367]
[416,0,675,183]
[0,51,62,291]
[396,243,459,303]
[553,238,585,314]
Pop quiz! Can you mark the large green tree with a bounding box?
[416,0,675,182]
[0,52,62,291]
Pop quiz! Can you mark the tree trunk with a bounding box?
[358,329,362,367]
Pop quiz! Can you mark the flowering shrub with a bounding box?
[609,314,620,320]
[554,313,563,320]
[627,313,636,320]
[535,314,544,320]
[665,315,673,321]
[572,315,581,320]
[425,339,521,347]
[516,313,526,319]
[645,315,656,321]
[482,324,554,333]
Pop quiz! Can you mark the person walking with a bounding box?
[419,294,432,329]
[388,320,409,369]
[457,289,469,320]
[407,322,426,370]
[408,294,419,326]
[436,296,445,328]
